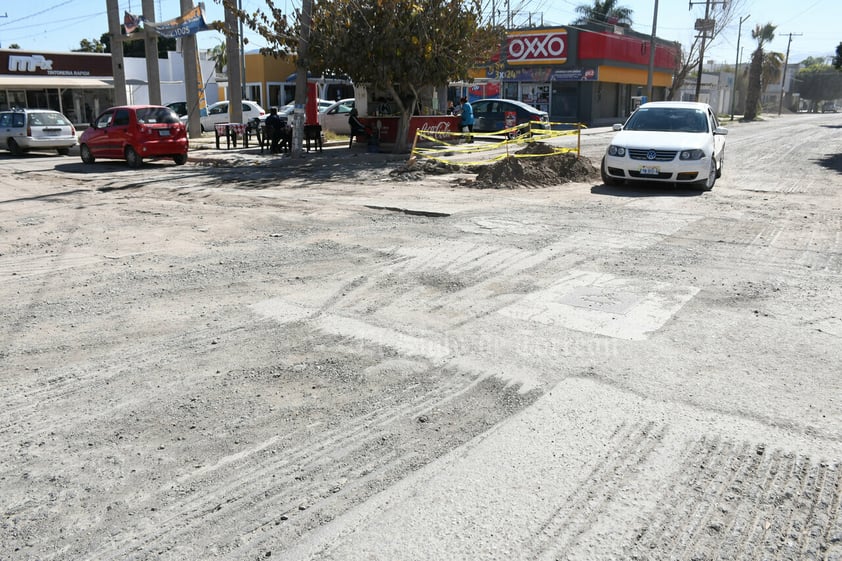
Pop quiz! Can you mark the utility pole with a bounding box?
[646,0,660,101]
[291,0,313,157]
[181,0,202,137]
[777,32,802,116]
[106,0,128,105]
[689,0,727,102]
[730,14,749,121]
[223,3,243,127]
[142,0,161,105]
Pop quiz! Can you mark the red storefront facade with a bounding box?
[483,26,680,126]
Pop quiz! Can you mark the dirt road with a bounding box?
[2,113,841,560]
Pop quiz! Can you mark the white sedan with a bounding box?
[601,101,728,190]
[200,100,266,132]
[318,98,356,135]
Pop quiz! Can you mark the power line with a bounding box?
[0,0,74,28]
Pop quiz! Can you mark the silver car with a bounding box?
[0,108,77,156]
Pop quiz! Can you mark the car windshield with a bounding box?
[29,112,70,126]
[137,107,180,124]
[625,107,708,133]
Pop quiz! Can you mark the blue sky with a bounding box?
[0,0,838,65]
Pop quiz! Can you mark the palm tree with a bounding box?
[207,40,228,77]
[574,0,633,27]
[760,51,784,100]
[743,23,776,121]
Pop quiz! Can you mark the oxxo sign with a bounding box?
[506,29,568,65]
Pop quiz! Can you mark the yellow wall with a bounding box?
[598,65,672,88]
[216,52,297,101]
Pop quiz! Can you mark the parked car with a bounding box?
[821,102,838,113]
[276,98,335,124]
[200,100,266,132]
[601,101,728,191]
[79,105,188,168]
[469,98,550,133]
[166,101,188,117]
[318,98,356,134]
[0,108,77,156]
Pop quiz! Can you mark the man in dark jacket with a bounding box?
[265,107,284,154]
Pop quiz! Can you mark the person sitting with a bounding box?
[348,108,372,148]
[264,107,284,154]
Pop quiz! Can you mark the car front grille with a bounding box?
[628,170,673,179]
[628,149,677,161]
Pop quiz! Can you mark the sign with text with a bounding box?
[506,28,568,65]
[2,51,112,77]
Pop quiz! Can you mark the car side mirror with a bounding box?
[714,126,728,135]
[612,123,623,131]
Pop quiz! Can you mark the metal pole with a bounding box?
[646,0,659,101]
[730,14,749,121]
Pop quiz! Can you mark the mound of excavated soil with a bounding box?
[390,142,600,188]
[468,144,600,189]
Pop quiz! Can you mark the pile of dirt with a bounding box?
[467,144,600,189]
[389,160,463,182]
[390,142,600,188]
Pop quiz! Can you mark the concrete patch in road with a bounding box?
[497,269,699,340]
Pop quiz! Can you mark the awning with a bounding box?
[0,76,114,89]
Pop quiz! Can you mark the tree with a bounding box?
[74,38,107,53]
[99,32,177,58]
[227,0,503,153]
[834,42,842,70]
[760,50,784,106]
[794,64,842,111]
[7,43,21,49]
[743,22,776,121]
[573,0,633,27]
[207,40,228,75]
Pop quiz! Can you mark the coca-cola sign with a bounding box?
[506,29,568,65]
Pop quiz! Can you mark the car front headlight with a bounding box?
[607,145,626,157]
[679,149,705,160]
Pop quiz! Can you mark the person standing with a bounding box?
[459,96,474,142]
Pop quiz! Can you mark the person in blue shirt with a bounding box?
[459,96,474,143]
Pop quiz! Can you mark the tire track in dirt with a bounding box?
[77,372,489,560]
[528,421,667,560]
[0,321,258,451]
[629,437,842,561]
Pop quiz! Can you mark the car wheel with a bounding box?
[125,146,142,168]
[698,158,716,191]
[715,150,724,178]
[173,153,188,165]
[57,147,70,156]
[601,157,623,186]
[80,144,95,164]
[8,138,23,156]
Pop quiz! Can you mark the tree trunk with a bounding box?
[744,49,764,121]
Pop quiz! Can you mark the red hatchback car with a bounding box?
[79,105,188,167]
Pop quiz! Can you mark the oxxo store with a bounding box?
[487,26,679,126]
[0,50,115,126]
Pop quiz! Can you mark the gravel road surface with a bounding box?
[2,112,841,560]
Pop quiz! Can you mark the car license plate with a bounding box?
[44,128,61,136]
[639,165,660,176]
[159,129,170,137]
